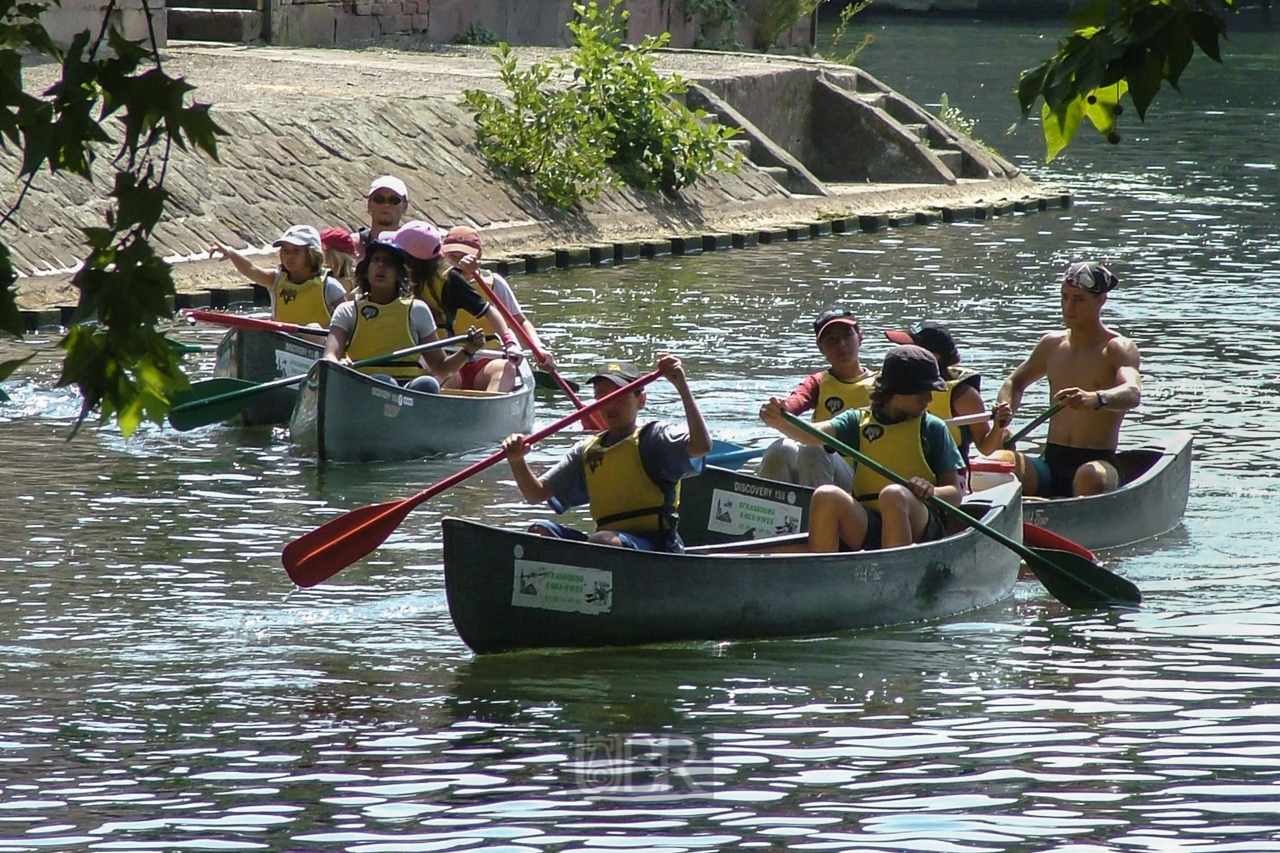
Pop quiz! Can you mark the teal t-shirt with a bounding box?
[827,408,965,478]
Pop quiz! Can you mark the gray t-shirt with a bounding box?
[544,421,701,513]
[329,298,438,342]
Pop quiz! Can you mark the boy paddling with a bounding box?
[761,345,966,552]
[502,354,712,553]
[990,261,1142,497]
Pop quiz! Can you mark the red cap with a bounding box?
[320,228,357,256]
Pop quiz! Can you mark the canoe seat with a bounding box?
[438,388,508,398]
[687,532,809,555]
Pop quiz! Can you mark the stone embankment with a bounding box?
[6,42,1068,329]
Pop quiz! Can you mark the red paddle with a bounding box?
[1023,522,1096,561]
[184,309,330,337]
[467,269,604,430]
[281,369,661,588]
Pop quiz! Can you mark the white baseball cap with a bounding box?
[272,224,322,250]
[368,175,408,199]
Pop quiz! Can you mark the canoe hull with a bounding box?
[1021,431,1193,550]
[289,355,536,462]
[443,480,1022,654]
[213,326,324,426]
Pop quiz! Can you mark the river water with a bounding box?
[1,21,1278,853]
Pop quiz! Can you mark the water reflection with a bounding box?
[2,23,1280,853]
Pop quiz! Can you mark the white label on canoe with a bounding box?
[706,487,803,538]
[369,384,414,408]
[511,560,613,615]
[275,349,315,378]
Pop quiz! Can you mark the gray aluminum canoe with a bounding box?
[213,326,324,426]
[442,479,1022,654]
[1021,431,1193,550]
[289,352,535,462]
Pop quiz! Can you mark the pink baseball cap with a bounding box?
[392,220,442,260]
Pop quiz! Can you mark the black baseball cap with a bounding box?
[1063,261,1118,294]
[878,345,949,396]
[885,322,960,367]
[813,305,860,340]
[587,360,642,388]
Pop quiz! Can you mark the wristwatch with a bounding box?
[1095,391,1110,410]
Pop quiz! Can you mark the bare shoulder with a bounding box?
[1103,328,1141,365]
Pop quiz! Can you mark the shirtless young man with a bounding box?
[990,261,1142,497]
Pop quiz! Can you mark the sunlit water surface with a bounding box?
[1,22,1278,853]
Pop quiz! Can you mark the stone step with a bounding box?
[934,149,963,175]
[759,165,794,189]
[167,8,262,42]
[902,122,928,142]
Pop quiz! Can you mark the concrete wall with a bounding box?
[271,0,814,49]
[40,0,165,48]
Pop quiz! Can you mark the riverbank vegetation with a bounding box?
[463,1,739,210]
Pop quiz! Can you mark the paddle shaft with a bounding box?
[1004,402,1065,448]
[168,334,471,430]
[184,309,331,337]
[282,370,663,587]
[779,411,1139,607]
[467,270,603,429]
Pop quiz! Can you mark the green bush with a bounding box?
[462,0,739,210]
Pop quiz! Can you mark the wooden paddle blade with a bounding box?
[1024,547,1142,608]
[282,498,419,587]
[1023,522,1095,562]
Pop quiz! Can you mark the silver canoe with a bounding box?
[213,326,325,426]
[289,351,536,462]
[442,479,1023,654]
[1021,431,1193,550]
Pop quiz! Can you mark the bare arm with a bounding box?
[502,433,554,504]
[759,397,836,444]
[996,335,1054,415]
[421,327,485,378]
[657,352,711,458]
[324,325,350,364]
[950,383,992,450]
[1055,337,1142,411]
[210,241,275,289]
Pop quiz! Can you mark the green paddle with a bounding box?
[534,370,579,393]
[1004,402,1065,448]
[780,412,1141,609]
[168,334,471,431]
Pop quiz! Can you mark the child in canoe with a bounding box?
[761,345,966,553]
[210,224,345,328]
[501,354,712,553]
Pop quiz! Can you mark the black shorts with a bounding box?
[857,506,947,551]
[1029,442,1123,497]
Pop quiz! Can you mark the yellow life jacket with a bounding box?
[925,366,982,448]
[814,369,877,422]
[272,269,333,327]
[850,409,935,512]
[346,297,421,380]
[419,269,499,340]
[583,424,680,536]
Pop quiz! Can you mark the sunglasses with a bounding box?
[370,194,403,205]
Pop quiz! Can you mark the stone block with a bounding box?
[829,217,853,234]
[807,220,832,238]
[589,245,614,266]
[758,228,789,244]
[859,214,887,232]
[523,252,557,274]
[174,292,213,310]
[702,233,733,251]
[639,240,672,258]
[554,247,591,268]
[915,210,942,225]
[614,242,641,263]
[732,232,760,249]
[669,236,702,256]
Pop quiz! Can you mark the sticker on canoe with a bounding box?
[706,487,802,538]
[275,348,316,378]
[512,560,613,615]
[370,384,414,408]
